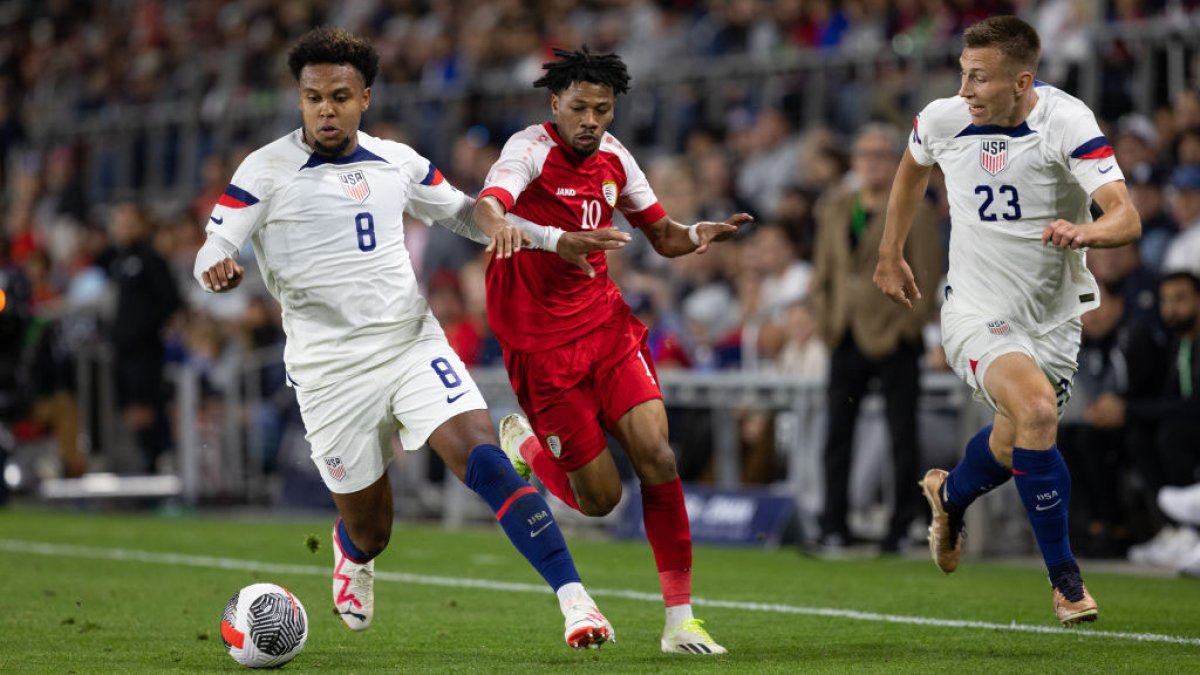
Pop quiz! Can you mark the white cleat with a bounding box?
[661,618,727,655]
[499,413,535,481]
[332,524,374,631]
[1159,484,1200,526]
[563,601,613,650]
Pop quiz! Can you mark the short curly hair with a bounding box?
[287,26,379,87]
[533,46,630,96]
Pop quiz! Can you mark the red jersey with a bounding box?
[481,122,666,353]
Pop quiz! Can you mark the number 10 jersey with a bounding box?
[909,82,1125,334]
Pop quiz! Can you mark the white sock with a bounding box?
[665,603,694,629]
[556,582,590,615]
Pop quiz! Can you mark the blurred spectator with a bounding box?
[1126,163,1177,273]
[427,269,484,366]
[105,202,182,473]
[1087,244,1161,331]
[1098,272,1200,568]
[810,123,941,551]
[1060,282,1164,557]
[1163,165,1200,276]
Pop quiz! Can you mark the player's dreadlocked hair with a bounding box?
[288,26,379,87]
[533,46,630,96]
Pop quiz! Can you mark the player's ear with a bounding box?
[1015,69,1034,95]
[550,93,560,117]
[361,86,371,112]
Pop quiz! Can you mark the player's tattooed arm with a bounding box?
[1041,181,1141,249]
[642,213,752,258]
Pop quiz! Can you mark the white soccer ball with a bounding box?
[220,583,308,668]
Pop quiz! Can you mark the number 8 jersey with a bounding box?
[200,129,477,387]
[909,82,1125,333]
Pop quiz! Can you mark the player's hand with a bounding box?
[1041,219,1088,249]
[1085,393,1126,429]
[201,257,244,292]
[873,255,920,309]
[484,222,532,259]
[557,229,631,278]
[693,213,753,254]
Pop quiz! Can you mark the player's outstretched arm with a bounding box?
[474,196,532,259]
[641,213,753,258]
[1040,181,1142,250]
[874,149,933,310]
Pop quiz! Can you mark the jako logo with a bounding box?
[556,188,576,196]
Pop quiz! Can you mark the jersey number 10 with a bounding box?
[580,199,602,230]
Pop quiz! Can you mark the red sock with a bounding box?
[641,477,692,607]
[519,436,580,511]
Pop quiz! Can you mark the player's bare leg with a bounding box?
[329,473,393,631]
[986,353,1097,625]
[430,410,612,649]
[614,399,726,654]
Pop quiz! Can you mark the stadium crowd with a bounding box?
[1,1,1199,566]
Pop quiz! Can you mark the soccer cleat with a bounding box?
[563,602,613,650]
[1127,526,1200,568]
[661,618,727,655]
[499,413,534,481]
[1051,570,1098,626]
[919,469,964,574]
[332,525,375,631]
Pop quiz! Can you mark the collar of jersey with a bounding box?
[299,137,389,169]
[954,121,1037,138]
[543,121,599,165]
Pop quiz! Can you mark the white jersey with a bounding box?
[203,130,475,387]
[909,82,1124,334]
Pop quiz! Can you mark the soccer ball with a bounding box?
[220,583,308,668]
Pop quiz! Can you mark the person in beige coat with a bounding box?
[810,123,943,551]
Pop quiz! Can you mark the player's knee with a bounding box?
[1015,396,1058,443]
[634,445,679,485]
[578,484,622,517]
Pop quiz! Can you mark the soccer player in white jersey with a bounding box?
[873,16,1141,625]
[193,27,616,650]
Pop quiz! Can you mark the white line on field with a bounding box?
[2,538,1197,647]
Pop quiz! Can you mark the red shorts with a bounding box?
[503,308,662,472]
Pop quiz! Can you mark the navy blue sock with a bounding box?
[464,444,581,591]
[335,517,375,563]
[944,425,1012,512]
[1012,446,1077,577]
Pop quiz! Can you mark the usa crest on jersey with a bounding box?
[980,139,1008,176]
[338,170,371,203]
[324,457,347,481]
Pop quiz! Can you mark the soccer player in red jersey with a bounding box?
[474,47,751,655]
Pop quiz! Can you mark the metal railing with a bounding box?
[15,14,1200,210]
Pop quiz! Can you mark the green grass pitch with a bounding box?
[1,508,1198,673]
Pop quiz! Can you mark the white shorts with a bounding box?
[941,298,1081,418]
[295,338,487,493]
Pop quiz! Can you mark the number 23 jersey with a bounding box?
[205,129,472,387]
[909,82,1125,334]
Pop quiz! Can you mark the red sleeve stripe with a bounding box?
[479,186,515,211]
[420,162,445,186]
[1070,136,1115,160]
[623,202,667,229]
[216,184,259,209]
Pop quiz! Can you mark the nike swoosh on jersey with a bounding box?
[1035,500,1062,511]
[1098,165,1114,174]
[530,521,553,538]
[210,215,224,224]
[446,391,469,404]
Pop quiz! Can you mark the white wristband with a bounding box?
[687,223,701,246]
